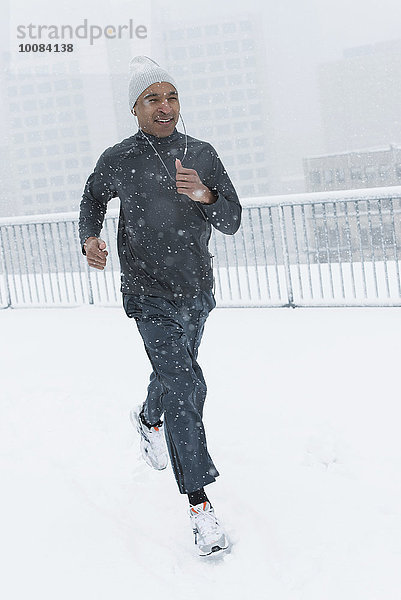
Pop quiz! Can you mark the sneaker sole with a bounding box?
[199,543,230,557]
[194,529,230,557]
[129,408,141,432]
[129,408,168,471]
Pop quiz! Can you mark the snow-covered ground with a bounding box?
[1,305,401,599]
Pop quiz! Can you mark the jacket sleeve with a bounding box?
[78,151,117,255]
[200,145,242,235]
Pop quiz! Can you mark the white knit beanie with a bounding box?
[128,56,177,110]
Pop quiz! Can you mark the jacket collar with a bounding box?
[135,127,181,146]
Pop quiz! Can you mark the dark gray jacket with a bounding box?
[79,128,241,300]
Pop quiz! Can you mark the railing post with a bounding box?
[0,226,12,308]
[278,204,294,307]
[84,261,94,305]
[0,192,401,309]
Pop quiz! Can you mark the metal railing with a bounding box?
[1,186,401,309]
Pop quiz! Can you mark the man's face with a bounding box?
[132,82,180,138]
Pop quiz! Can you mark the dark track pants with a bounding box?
[122,291,219,494]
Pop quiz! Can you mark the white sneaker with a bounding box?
[189,501,229,556]
[130,406,168,471]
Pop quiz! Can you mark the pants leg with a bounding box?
[144,370,164,425]
[143,294,211,425]
[122,292,219,494]
[124,292,213,427]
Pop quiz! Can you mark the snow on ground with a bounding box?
[1,305,401,599]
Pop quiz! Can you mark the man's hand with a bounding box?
[175,159,217,205]
[83,237,108,270]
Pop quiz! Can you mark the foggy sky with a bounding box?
[3,0,401,203]
[156,0,401,176]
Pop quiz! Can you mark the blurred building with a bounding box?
[302,144,401,266]
[304,144,401,192]
[318,39,401,154]
[161,16,274,199]
[0,1,152,219]
[2,55,93,218]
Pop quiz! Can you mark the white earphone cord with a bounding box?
[133,113,208,222]
[135,114,188,182]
